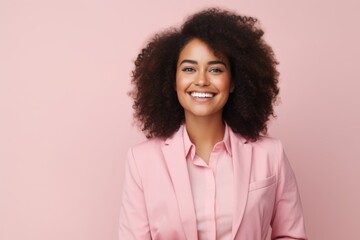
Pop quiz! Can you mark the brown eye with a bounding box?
[210,68,224,73]
[182,67,195,72]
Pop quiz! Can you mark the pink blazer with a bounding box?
[119,127,307,240]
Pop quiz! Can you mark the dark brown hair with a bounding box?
[130,8,279,141]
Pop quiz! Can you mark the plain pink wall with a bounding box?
[1,0,359,239]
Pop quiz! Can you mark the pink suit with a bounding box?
[119,127,307,239]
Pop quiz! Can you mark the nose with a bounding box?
[194,71,210,86]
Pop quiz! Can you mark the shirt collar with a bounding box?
[182,123,232,160]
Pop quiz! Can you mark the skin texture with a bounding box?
[176,38,234,162]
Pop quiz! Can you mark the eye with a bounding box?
[182,67,195,72]
[209,68,224,73]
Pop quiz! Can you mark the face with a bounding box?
[176,38,233,121]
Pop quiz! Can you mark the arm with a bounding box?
[271,142,307,240]
[118,148,151,240]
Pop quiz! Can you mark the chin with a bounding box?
[185,109,223,119]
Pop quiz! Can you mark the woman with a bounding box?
[119,8,307,240]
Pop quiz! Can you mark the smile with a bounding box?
[190,92,215,98]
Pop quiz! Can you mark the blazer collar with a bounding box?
[162,126,252,240]
[229,129,252,239]
[162,127,198,240]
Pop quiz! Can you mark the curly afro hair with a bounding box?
[130,8,279,141]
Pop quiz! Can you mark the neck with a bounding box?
[184,114,225,148]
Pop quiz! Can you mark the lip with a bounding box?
[187,90,217,95]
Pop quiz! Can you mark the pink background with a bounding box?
[1,0,359,239]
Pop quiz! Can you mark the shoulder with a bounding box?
[230,127,283,154]
[129,137,166,157]
[128,127,182,163]
[249,135,283,152]
[250,136,284,163]
[125,137,167,177]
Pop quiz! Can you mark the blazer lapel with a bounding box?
[230,131,253,239]
[161,127,198,240]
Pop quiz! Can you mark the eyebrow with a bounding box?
[179,59,227,67]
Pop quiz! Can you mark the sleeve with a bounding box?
[118,148,151,240]
[270,142,308,240]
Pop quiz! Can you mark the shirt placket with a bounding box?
[206,150,220,240]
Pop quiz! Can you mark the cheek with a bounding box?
[175,77,181,92]
[175,73,188,92]
[214,76,231,91]
[175,77,184,98]
[222,75,232,91]
[175,71,181,90]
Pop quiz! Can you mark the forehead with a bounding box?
[178,38,227,63]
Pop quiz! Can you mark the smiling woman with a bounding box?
[176,38,233,124]
[119,7,307,240]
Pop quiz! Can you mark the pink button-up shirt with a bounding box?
[183,124,234,240]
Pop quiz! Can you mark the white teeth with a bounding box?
[190,92,214,98]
